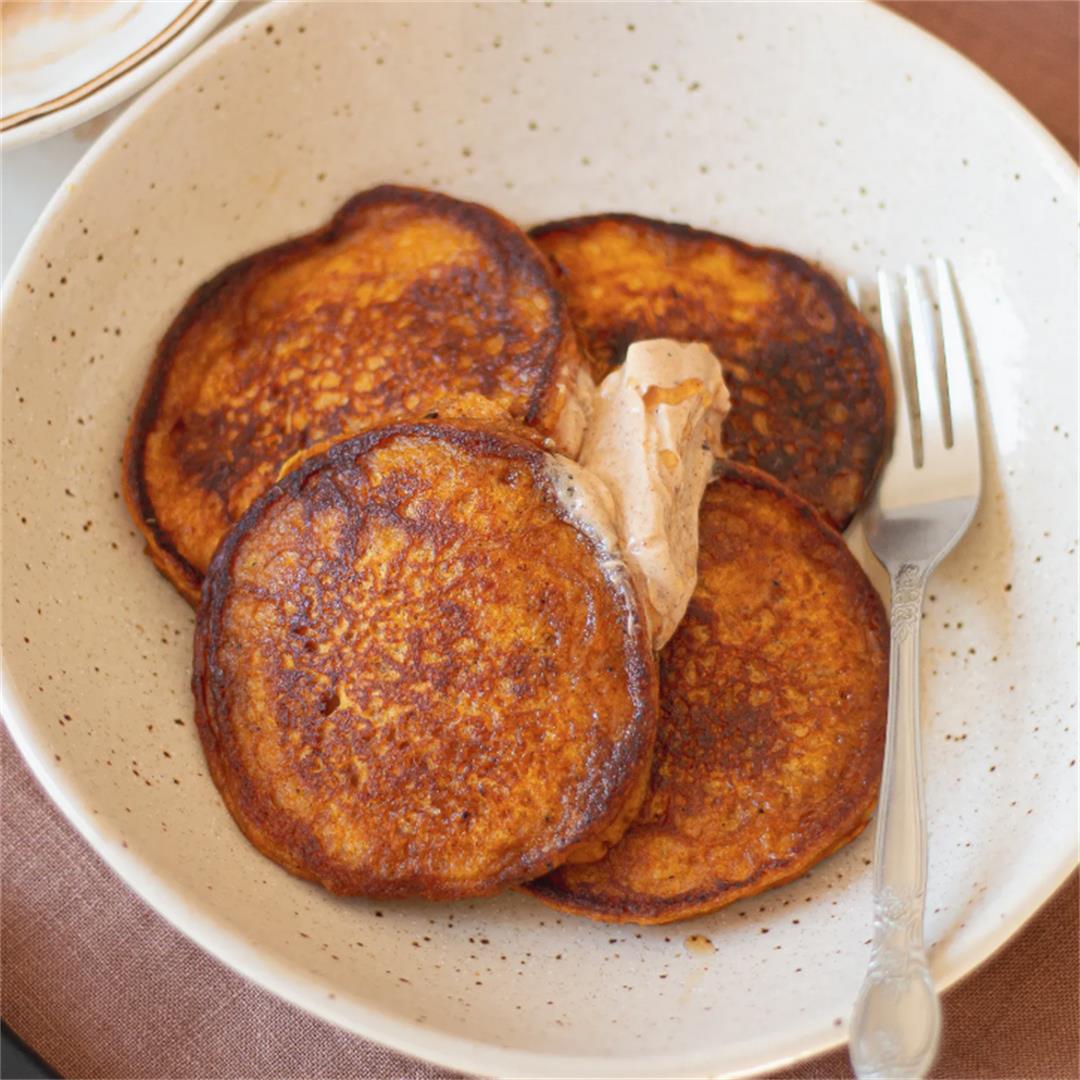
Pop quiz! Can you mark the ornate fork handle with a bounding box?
[850,562,942,1079]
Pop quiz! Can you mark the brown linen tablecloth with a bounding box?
[2,728,1077,1079]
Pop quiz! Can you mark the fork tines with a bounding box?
[848,259,980,502]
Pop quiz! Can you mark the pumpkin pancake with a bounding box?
[192,414,657,899]
[524,461,888,924]
[532,214,892,528]
[126,185,589,604]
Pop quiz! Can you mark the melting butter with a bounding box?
[578,339,730,649]
[550,365,597,458]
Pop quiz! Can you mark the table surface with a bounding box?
[2,3,1077,1079]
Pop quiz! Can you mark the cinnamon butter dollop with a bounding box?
[548,339,730,649]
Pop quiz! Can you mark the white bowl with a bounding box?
[0,0,233,150]
[3,2,1077,1076]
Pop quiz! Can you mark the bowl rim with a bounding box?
[2,0,1077,1075]
[0,0,235,151]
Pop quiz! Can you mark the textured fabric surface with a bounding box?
[2,728,1077,1080]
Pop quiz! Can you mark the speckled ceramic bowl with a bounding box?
[3,3,1077,1076]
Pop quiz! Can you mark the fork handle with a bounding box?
[850,562,942,1079]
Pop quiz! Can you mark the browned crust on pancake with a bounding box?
[524,461,888,923]
[124,185,585,604]
[192,417,658,899]
[531,213,893,529]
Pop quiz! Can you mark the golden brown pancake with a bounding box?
[192,414,657,899]
[524,462,888,924]
[532,214,892,528]
[125,185,587,604]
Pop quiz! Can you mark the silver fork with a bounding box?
[846,260,982,1079]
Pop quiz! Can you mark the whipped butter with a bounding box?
[544,454,627,587]
[550,365,597,459]
[549,339,730,649]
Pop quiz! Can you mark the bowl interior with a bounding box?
[3,3,1077,1076]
